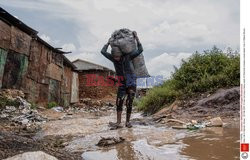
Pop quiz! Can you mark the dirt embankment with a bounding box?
[153,86,240,123]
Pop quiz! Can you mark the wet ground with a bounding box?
[35,112,239,160]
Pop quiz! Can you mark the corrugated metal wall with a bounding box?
[0,19,79,107]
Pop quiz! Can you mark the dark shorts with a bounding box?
[117,83,136,99]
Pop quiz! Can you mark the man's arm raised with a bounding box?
[101,42,114,62]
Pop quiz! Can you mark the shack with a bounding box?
[73,59,116,99]
[0,7,78,106]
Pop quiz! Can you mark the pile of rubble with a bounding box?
[0,89,47,127]
[71,98,115,113]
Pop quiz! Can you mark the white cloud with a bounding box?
[62,43,76,52]
[39,34,51,43]
[1,0,239,79]
[147,52,193,78]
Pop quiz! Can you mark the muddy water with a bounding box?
[37,113,239,160]
[79,127,239,160]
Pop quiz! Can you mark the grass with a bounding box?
[47,101,58,109]
[136,46,240,115]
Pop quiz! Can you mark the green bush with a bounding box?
[137,46,240,115]
[47,102,58,109]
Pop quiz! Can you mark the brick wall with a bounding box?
[78,70,117,99]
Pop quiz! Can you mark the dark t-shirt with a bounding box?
[101,43,143,79]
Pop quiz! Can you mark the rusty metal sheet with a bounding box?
[24,78,40,103]
[27,40,41,81]
[2,51,29,89]
[62,93,70,107]
[62,66,73,106]
[63,66,72,93]
[46,63,63,81]
[38,45,50,84]
[39,83,49,106]
[0,20,11,50]
[51,52,63,67]
[10,26,32,56]
[0,48,8,88]
[71,72,79,103]
[49,79,61,103]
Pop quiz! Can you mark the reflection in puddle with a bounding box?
[82,139,189,160]
[180,127,239,160]
[81,127,239,160]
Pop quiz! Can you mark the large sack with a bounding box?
[133,54,150,77]
[109,28,150,77]
[109,28,136,54]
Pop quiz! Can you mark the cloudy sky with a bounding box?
[0,0,239,78]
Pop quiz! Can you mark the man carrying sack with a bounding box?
[101,30,143,129]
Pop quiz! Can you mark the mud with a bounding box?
[34,111,239,160]
[0,87,240,160]
[0,108,240,160]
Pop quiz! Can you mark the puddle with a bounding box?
[180,127,239,160]
[37,112,239,160]
[80,127,239,160]
[82,140,189,160]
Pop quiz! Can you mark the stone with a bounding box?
[191,120,198,125]
[207,117,223,127]
[96,137,125,147]
[4,151,58,160]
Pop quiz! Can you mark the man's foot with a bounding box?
[125,122,132,128]
[109,122,123,130]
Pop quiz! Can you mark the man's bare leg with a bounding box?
[109,97,124,130]
[125,88,135,128]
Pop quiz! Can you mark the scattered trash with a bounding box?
[51,106,64,112]
[166,119,186,124]
[172,125,188,129]
[96,137,125,147]
[187,123,206,130]
[171,117,223,130]
[0,89,47,127]
[0,89,25,101]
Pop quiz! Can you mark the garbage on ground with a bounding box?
[96,137,125,147]
[172,117,223,130]
[70,99,115,114]
[0,89,47,127]
[51,106,64,112]
[0,89,25,101]
[109,28,149,77]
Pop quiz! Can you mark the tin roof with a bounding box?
[72,59,115,72]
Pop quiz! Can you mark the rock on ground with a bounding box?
[4,151,58,160]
